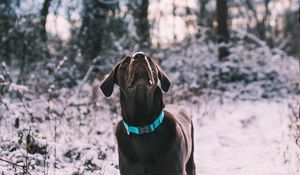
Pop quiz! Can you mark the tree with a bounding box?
[128,0,151,48]
[0,0,16,63]
[40,0,52,41]
[216,0,229,43]
[245,0,270,44]
[283,9,299,56]
[216,0,230,59]
[78,0,126,61]
[197,0,209,26]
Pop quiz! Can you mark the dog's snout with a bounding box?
[133,52,146,61]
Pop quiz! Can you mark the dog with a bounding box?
[100,52,195,175]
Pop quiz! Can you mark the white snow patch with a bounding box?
[193,98,299,175]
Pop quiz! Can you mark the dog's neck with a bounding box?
[117,88,176,161]
[120,87,164,126]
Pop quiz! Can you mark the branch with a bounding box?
[0,96,9,111]
[1,62,12,83]
[232,28,290,57]
[0,157,27,168]
[233,28,266,47]
[77,65,95,94]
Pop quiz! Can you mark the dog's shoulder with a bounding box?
[164,104,191,122]
[164,104,192,142]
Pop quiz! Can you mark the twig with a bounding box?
[289,103,299,122]
[24,126,31,174]
[44,143,48,175]
[68,102,93,107]
[77,65,95,95]
[0,96,9,111]
[0,157,25,168]
[0,156,35,175]
[0,62,12,83]
[53,110,57,175]
[20,97,35,121]
[45,86,57,175]
[233,28,267,47]
[232,28,290,57]
[55,56,68,72]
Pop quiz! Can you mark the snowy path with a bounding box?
[192,98,298,175]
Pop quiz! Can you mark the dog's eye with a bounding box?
[123,58,131,65]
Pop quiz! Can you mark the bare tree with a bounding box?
[216,0,229,42]
[128,0,151,48]
[0,0,17,63]
[197,0,209,26]
[245,0,270,43]
[78,0,126,61]
[40,0,52,41]
[216,0,230,59]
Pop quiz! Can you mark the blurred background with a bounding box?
[0,0,299,81]
[0,0,299,175]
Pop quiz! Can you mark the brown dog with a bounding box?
[100,52,195,175]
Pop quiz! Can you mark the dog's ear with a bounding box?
[155,63,171,92]
[100,63,120,97]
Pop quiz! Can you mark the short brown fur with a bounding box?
[100,53,195,175]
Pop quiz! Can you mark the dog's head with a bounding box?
[100,52,171,97]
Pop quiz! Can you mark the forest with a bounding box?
[0,0,299,174]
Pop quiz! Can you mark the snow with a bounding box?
[194,98,299,175]
[0,35,299,174]
[8,83,29,94]
[2,93,298,174]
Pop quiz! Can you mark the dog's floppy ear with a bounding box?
[155,63,171,92]
[100,63,120,97]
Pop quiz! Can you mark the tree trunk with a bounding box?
[299,6,300,23]
[131,0,150,48]
[0,1,17,63]
[216,0,229,42]
[216,0,230,60]
[198,0,209,26]
[40,0,52,41]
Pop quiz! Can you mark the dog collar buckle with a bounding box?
[139,126,151,134]
[123,111,164,135]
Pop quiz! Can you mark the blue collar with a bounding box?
[123,111,164,135]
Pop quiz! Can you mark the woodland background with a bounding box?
[0,0,299,174]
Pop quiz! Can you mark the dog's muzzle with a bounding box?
[127,52,155,88]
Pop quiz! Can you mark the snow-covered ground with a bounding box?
[193,97,299,175]
[1,93,299,175]
[0,36,299,174]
